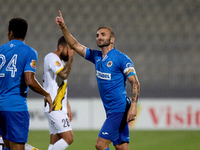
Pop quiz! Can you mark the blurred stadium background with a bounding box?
[1,1,200,149]
[0,0,199,99]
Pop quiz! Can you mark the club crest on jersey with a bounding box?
[55,61,61,67]
[30,60,36,69]
[107,61,113,67]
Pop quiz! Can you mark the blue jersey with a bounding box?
[85,47,136,114]
[0,40,37,111]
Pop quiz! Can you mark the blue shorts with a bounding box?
[0,111,29,143]
[98,101,130,146]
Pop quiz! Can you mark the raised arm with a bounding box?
[126,75,140,122]
[56,11,86,58]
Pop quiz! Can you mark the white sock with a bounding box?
[25,143,38,150]
[0,137,3,150]
[52,138,69,150]
[0,137,3,143]
[48,144,53,150]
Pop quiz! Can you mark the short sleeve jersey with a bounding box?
[0,40,37,111]
[85,47,136,114]
[43,53,68,113]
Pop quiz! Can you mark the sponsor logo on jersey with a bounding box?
[126,62,133,68]
[96,58,100,62]
[55,61,61,67]
[30,60,36,69]
[10,44,15,47]
[107,61,113,67]
[96,70,111,80]
[102,132,109,135]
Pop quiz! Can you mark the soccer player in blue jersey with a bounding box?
[56,11,140,150]
[0,18,53,150]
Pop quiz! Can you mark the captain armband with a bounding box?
[124,67,136,79]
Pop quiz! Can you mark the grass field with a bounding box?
[28,130,200,150]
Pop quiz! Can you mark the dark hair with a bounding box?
[57,36,67,49]
[8,18,28,39]
[97,26,115,38]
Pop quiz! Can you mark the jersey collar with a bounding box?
[102,47,116,61]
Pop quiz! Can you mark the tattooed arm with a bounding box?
[57,47,75,80]
[126,74,140,122]
[57,57,73,80]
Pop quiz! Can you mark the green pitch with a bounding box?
[28,130,200,150]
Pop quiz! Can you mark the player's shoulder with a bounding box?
[0,42,6,48]
[44,52,57,60]
[0,43,6,52]
[95,49,102,57]
[44,53,60,65]
[87,47,101,54]
[113,48,133,66]
[112,48,128,58]
[19,43,37,55]
[0,41,15,52]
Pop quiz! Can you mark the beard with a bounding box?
[97,38,111,48]
[60,52,69,62]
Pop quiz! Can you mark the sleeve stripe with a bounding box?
[24,70,36,74]
[56,67,64,75]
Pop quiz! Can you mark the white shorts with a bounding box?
[45,111,72,135]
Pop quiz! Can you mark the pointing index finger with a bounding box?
[58,10,63,19]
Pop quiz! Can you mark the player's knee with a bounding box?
[95,141,104,150]
[65,134,74,145]
[68,135,74,145]
[95,142,100,150]
[61,131,74,145]
[115,142,129,150]
[95,137,111,150]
